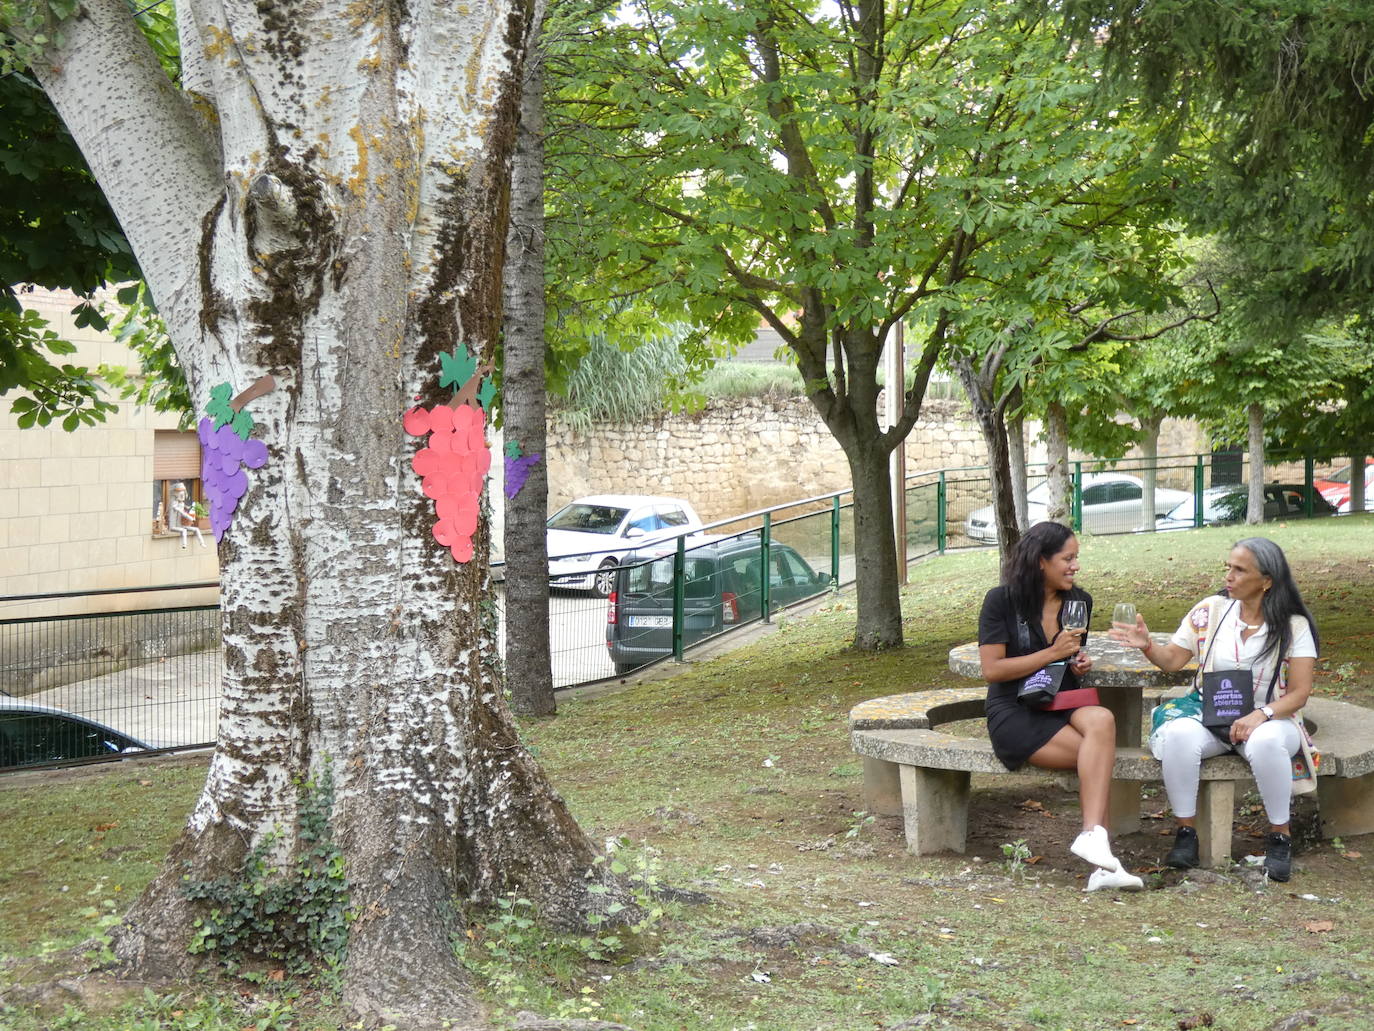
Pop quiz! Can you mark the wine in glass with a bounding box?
[1112,602,1137,629]
[1062,599,1088,631]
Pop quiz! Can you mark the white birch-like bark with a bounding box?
[1351,452,1367,514]
[19,1,623,1023]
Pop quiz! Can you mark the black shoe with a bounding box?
[1166,826,1199,869]
[1265,832,1293,882]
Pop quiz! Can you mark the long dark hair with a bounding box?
[1232,537,1319,664]
[1003,521,1077,623]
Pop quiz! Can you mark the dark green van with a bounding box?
[605,536,829,675]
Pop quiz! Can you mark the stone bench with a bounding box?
[849,688,1374,866]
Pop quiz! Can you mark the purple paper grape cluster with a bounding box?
[504,453,541,499]
[198,416,269,541]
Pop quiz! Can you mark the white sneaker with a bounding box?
[1085,866,1145,892]
[1070,825,1120,871]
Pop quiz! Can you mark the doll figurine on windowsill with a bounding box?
[169,482,208,549]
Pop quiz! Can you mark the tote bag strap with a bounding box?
[1193,598,1234,691]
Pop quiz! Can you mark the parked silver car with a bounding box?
[964,474,1192,543]
[547,494,704,597]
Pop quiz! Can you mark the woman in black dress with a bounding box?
[978,521,1140,890]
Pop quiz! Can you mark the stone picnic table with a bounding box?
[948,634,1195,833]
[850,637,1374,861]
[947,633,1195,750]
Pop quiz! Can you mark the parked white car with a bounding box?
[963,473,1192,544]
[547,494,704,596]
[1337,479,1374,514]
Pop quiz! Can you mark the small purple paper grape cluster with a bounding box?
[503,439,541,499]
[199,382,269,542]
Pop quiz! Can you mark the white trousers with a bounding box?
[1150,716,1300,826]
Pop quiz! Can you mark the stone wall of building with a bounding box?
[1,290,219,617]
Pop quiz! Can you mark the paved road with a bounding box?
[26,654,221,749]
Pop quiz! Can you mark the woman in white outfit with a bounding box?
[1109,537,1318,881]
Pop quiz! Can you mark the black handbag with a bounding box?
[1201,668,1254,729]
[1017,660,1069,709]
[1011,611,1073,709]
[1196,600,1281,741]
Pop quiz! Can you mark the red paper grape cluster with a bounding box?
[403,403,491,563]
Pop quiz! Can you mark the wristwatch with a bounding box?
[1260,705,1275,720]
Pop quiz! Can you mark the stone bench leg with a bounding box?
[1196,780,1235,867]
[1318,773,1374,839]
[862,757,903,817]
[1108,780,1141,837]
[898,764,970,854]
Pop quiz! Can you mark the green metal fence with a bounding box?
[5,449,1365,772]
[540,448,1366,687]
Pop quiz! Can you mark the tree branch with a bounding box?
[21,0,221,328]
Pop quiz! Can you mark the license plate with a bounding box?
[627,615,672,628]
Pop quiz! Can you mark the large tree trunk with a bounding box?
[1351,452,1367,514]
[502,4,557,717]
[25,2,623,1024]
[1247,402,1265,524]
[1044,402,1072,527]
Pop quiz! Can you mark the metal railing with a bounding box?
[1,584,222,769]
[4,447,1364,771]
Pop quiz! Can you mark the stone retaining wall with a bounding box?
[544,395,1207,522]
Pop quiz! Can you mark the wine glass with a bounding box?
[1062,599,1088,631]
[1112,602,1137,629]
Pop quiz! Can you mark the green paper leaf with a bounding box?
[504,439,522,458]
[437,345,477,391]
[476,377,496,411]
[231,409,255,439]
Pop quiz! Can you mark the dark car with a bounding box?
[605,537,830,675]
[1155,483,1337,530]
[0,699,151,770]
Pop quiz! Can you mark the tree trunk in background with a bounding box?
[1139,412,1163,531]
[845,438,903,649]
[1350,452,1367,514]
[503,6,556,717]
[954,355,1019,552]
[23,3,627,1024]
[795,326,903,649]
[1044,402,1072,527]
[1007,387,1029,532]
[1247,402,1265,524]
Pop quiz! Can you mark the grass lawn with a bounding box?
[4,518,1374,1030]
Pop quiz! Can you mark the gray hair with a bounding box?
[1231,537,1319,663]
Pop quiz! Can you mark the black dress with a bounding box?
[978,584,1093,771]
